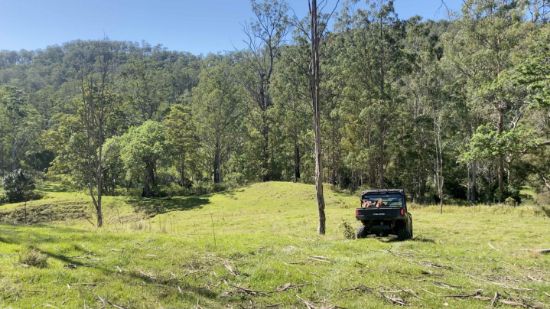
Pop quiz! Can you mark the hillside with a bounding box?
[0,182,549,308]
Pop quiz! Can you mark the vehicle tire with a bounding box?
[356,226,368,239]
[397,226,411,240]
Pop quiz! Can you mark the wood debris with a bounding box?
[223,260,240,276]
[342,285,373,293]
[276,282,304,292]
[308,256,332,263]
[297,296,317,309]
[380,292,407,306]
[491,292,500,307]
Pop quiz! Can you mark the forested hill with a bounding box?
[0,1,548,205]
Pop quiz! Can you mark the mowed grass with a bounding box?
[0,182,548,308]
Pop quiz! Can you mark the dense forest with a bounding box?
[1,0,548,211]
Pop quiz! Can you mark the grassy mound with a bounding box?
[0,182,548,308]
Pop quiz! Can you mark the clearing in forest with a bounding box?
[0,182,548,308]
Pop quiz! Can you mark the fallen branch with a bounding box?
[433,281,461,290]
[297,295,317,309]
[491,292,500,307]
[380,292,407,306]
[466,274,533,291]
[96,296,127,309]
[222,260,239,276]
[276,283,304,292]
[308,256,332,263]
[228,284,269,296]
[342,285,373,293]
[444,289,483,298]
[421,261,452,270]
[445,290,541,308]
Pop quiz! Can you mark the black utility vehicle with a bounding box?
[355,189,413,240]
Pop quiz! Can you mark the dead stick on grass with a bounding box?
[97,295,127,309]
[444,289,483,298]
[297,295,317,309]
[491,292,500,307]
[380,292,407,306]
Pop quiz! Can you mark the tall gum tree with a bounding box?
[243,0,290,181]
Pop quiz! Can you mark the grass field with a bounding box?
[0,182,549,308]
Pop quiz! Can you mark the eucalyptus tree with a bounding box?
[192,56,245,184]
[293,0,340,234]
[443,0,532,201]
[0,87,38,175]
[51,40,119,227]
[163,104,199,188]
[271,45,312,182]
[243,0,290,181]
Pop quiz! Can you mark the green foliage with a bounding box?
[0,2,548,204]
[118,120,169,197]
[163,104,199,187]
[1,169,36,203]
[461,125,539,163]
[339,219,356,239]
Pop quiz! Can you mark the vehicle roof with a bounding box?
[361,189,405,196]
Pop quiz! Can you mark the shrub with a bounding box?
[504,196,518,206]
[340,220,356,240]
[2,169,36,203]
[19,247,48,268]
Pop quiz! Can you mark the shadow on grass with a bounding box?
[128,196,211,217]
[0,225,218,300]
[35,247,218,299]
[37,182,74,193]
[375,235,436,243]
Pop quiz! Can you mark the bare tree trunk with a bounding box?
[261,111,270,181]
[294,139,301,182]
[310,0,326,235]
[178,153,188,187]
[97,147,104,226]
[142,160,156,197]
[0,144,4,177]
[213,138,222,184]
[467,161,477,203]
[434,117,444,213]
[497,106,505,202]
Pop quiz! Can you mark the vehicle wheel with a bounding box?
[356,226,368,239]
[397,226,411,240]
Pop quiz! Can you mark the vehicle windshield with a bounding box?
[361,193,403,208]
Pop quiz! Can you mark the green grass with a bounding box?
[0,182,548,308]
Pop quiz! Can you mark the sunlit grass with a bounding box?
[0,182,548,308]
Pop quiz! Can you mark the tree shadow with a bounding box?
[0,225,218,300]
[128,196,210,217]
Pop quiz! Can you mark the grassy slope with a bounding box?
[0,182,548,308]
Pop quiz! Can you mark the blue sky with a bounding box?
[0,0,462,55]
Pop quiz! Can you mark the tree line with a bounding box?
[1,0,548,223]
